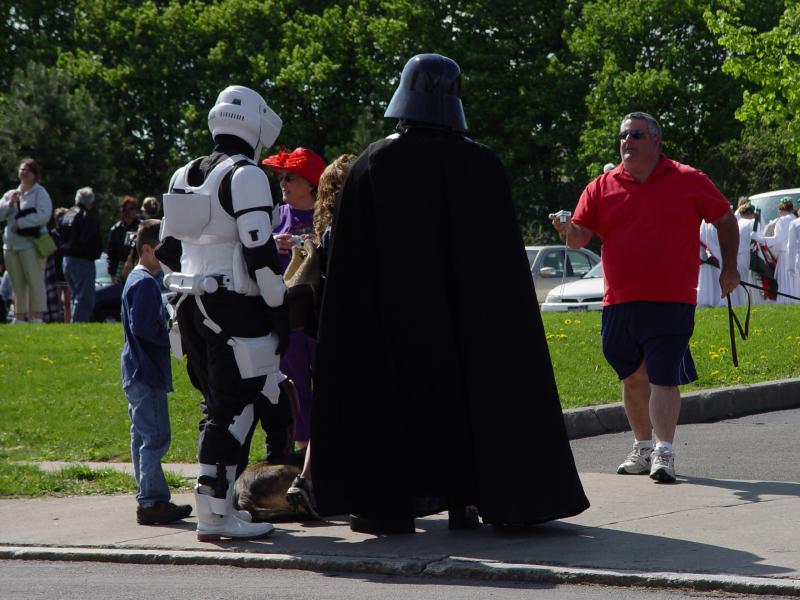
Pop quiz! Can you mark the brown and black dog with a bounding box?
[234,461,302,522]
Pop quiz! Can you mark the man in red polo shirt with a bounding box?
[551,112,740,483]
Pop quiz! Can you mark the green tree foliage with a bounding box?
[0,62,119,229]
[2,0,799,242]
[0,2,78,89]
[565,0,747,182]
[433,1,589,223]
[706,1,800,162]
[59,0,288,196]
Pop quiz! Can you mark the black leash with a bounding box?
[739,280,800,302]
[725,281,800,367]
[725,285,750,367]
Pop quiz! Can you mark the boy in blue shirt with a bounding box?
[121,219,191,525]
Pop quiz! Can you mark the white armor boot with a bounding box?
[195,464,273,541]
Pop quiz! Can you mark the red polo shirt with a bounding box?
[572,155,731,306]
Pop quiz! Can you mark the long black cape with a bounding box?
[311,128,589,525]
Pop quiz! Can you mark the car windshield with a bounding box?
[525,248,539,268]
[583,263,603,279]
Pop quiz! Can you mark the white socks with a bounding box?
[654,441,673,454]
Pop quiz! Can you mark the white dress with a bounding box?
[697,221,721,307]
[784,219,800,302]
[735,217,758,306]
[762,213,796,304]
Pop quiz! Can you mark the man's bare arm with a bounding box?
[713,211,741,297]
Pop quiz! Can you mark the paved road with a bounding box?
[0,560,785,600]
[571,407,800,482]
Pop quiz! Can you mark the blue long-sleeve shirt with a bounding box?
[121,266,172,392]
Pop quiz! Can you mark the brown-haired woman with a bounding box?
[0,158,53,323]
[285,153,355,520]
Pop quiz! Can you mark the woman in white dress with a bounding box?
[734,205,758,306]
[752,199,797,304]
[784,217,800,302]
[697,220,722,307]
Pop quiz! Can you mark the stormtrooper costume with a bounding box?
[158,86,289,541]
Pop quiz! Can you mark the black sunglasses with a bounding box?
[618,129,650,141]
[279,173,297,182]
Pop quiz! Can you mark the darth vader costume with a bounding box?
[311,54,589,532]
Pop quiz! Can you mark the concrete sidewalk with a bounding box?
[2,470,799,596]
[3,380,800,595]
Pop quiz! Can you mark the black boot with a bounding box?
[447,505,480,530]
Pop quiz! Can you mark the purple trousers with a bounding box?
[281,329,316,442]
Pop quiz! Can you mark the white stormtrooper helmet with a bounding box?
[208,85,282,152]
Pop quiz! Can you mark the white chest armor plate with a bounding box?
[162,155,256,289]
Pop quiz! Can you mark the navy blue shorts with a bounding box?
[601,302,697,386]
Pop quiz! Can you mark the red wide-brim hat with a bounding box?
[262,147,326,186]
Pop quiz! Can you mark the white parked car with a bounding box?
[748,188,800,226]
[541,262,604,312]
[525,245,601,303]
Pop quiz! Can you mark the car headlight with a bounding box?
[545,291,559,302]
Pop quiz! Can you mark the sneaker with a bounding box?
[28,317,43,324]
[137,501,193,525]
[10,318,27,325]
[286,476,320,519]
[616,446,653,475]
[650,450,677,483]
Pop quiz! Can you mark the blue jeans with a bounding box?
[63,256,96,322]
[124,379,171,507]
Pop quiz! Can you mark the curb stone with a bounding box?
[563,377,800,439]
[2,546,798,596]
[0,545,429,577]
[424,558,800,596]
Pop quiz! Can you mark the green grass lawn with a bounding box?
[1,307,798,466]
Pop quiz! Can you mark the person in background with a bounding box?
[51,207,72,322]
[0,261,11,322]
[41,212,65,324]
[60,187,103,322]
[552,111,739,484]
[121,219,192,526]
[734,196,751,221]
[0,158,52,324]
[142,196,160,219]
[751,198,797,304]
[285,153,356,520]
[261,147,326,457]
[733,204,758,306]
[107,195,141,284]
[697,219,722,307]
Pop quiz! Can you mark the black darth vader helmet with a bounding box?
[384,54,467,131]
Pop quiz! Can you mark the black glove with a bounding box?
[154,236,182,272]
[272,299,290,355]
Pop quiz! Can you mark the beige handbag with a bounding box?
[283,239,321,293]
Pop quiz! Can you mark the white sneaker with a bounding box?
[650,450,677,483]
[10,318,27,325]
[617,446,653,475]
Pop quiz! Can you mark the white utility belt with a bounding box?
[165,273,285,405]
